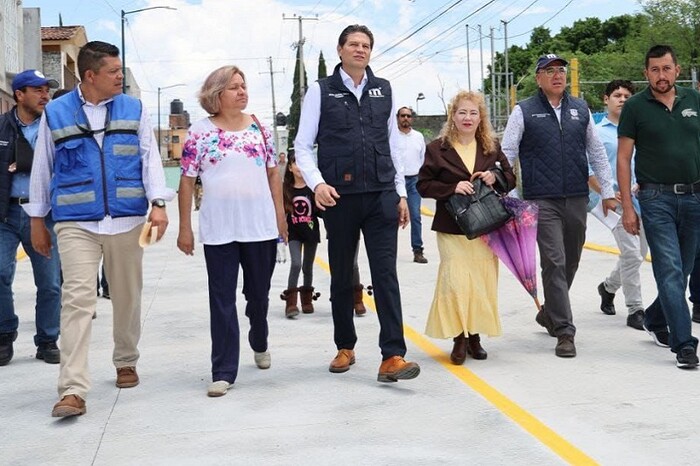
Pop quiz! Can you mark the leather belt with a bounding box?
[9,197,29,205]
[638,181,700,195]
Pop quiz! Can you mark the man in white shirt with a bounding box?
[25,41,174,417]
[396,106,428,264]
[294,24,420,383]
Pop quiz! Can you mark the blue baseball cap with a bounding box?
[12,69,59,92]
[535,54,568,72]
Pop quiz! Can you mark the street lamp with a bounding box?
[415,92,425,115]
[121,6,177,94]
[157,84,186,154]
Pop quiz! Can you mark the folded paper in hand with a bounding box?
[138,221,159,248]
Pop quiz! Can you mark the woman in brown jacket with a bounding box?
[417,90,515,364]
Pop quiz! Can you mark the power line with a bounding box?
[373,0,464,60]
[376,0,497,74]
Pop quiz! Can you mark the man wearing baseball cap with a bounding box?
[0,69,61,367]
[501,54,617,358]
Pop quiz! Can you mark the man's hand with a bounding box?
[601,198,620,216]
[621,206,640,236]
[177,228,195,256]
[398,197,409,229]
[30,217,52,258]
[148,206,169,241]
[314,183,340,211]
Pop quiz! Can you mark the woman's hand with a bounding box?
[177,229,195,256]
[476,170,496,186]
[454,180,475,195]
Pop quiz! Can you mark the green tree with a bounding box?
[317,50,327,79]
[287,46,308,153]
[641,0,700,66]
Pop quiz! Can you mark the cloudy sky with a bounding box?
[24,0,641,126]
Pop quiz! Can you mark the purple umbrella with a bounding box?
[481,196,541,310]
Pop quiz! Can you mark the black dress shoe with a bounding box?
[0,331,18,366]
[555,335,576,358]
[450,333,467,365]
[535,306,556,337]
[626,309,645,330]
[693,303,700,324]
[36,341,60,364]
[467,333,487,360]
[597,282,616,315]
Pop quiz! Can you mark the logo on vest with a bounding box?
[0,140,8,147]
[328,93,346,99]
[681,108,698,118]
[531,113,549,118]
[569,109,579,120]
[344,173,353,182]
[368,87,383,97]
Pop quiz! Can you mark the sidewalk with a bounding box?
[1,198,698,466]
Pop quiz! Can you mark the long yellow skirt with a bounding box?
[424,232,502,339]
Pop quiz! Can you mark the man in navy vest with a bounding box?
[24,41,173,417]
[502,54,616,358]
[295,24,420,383]
[0,70,61,367]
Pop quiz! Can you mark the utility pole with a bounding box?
[283,14,318,106]
[490,26,496,125]
[466,24,471,91]
[502,19,510,111]
[478,25,484,91]
[261,56,284,155]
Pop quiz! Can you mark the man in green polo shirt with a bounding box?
[617,44,700,369]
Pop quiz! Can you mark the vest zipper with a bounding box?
[99,146,110,216]
[357,98,367,191]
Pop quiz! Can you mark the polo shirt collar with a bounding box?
[643,84,683,103]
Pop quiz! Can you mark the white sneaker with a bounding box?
[207,380,230,397]
[254,351,271,369]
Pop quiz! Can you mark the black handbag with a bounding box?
[445,175,512,240]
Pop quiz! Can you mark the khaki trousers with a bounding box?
[54,222,144,399]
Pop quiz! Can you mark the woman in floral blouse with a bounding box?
[177,65,286,398]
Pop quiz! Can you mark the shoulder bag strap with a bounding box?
[250,114,268,157]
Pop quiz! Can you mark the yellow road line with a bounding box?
[314,256,598,465]
[16,246,27,261]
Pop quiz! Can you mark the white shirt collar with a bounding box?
[339,67,367,90]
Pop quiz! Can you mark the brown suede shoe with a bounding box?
[52,394,86,418]
[329,349,355,373]
[116,366,139,388]
[377,356,420,383]
[450,333,467,365]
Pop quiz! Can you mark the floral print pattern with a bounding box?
[181,119,276,176]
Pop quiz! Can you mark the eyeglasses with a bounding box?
[74,102,110,136]
[539,66,567,76]
[399,114,413,118]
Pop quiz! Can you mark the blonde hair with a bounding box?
[439,90,497,154]
[198,65,246,115]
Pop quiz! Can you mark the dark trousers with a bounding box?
[689,253,700,305]
[535,197,588,337]
[322,191,407,359]
[203,239,276,383]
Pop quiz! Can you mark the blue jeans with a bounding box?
[405,175,423,252]
[0,204,61,345]
[638,189,700,352]
[689,253,700,304]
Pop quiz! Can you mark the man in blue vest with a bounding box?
[24,41,173,417]
[502,54,617,358]
[295,24,420,383]
[0,70,61,367]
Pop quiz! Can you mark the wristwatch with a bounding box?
[151,198,166,208]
